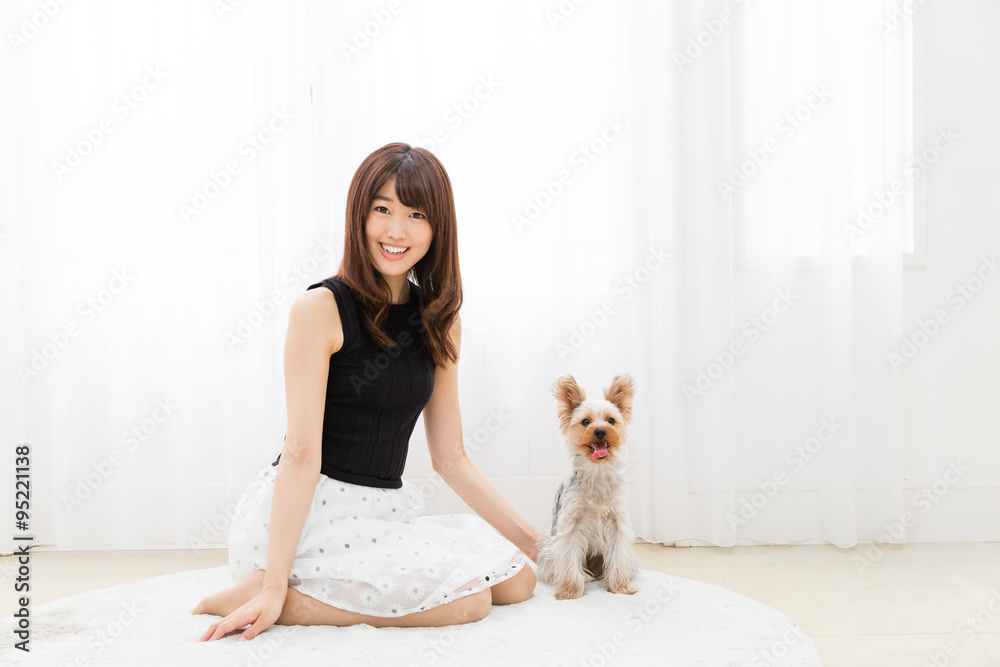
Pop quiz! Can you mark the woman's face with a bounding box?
[364,177,433,282]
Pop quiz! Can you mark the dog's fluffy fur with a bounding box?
[537,373,640,600]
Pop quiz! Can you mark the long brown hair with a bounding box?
[337,142,462,367]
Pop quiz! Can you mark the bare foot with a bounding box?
[192,570,266,616]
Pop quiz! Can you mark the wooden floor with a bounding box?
[3,542,999,665]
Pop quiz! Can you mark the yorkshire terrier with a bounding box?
[537,373,640,600]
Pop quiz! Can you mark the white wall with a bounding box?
[899,0,1000,542]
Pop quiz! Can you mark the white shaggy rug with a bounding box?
[1,566,821,666]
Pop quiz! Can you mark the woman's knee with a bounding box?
[492,564,536,605]
[446,588,492,625]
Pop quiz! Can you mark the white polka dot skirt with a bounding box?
[228,463,527,618]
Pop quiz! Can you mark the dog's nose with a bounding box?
[593,428,606,439]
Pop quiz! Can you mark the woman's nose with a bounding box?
[386,216,406,239]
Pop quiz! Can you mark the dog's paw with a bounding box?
[554,585,585,600]
[608,581,638,595]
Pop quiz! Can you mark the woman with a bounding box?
[194,143,544,641]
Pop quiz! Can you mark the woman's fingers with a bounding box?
[525,534,545,563]
[240,613,273,642]
[198,622,219,642]
[198,619,233,642]
[211,611,253,641]
[199,608,255,642]
[197,589,286,642]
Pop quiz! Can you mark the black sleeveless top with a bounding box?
[271,276,436,488]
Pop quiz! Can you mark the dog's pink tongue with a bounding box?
[592,448,609,460]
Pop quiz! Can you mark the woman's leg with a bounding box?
[488,563,536,605]
[279,585,491,628]
[194,569,492,628]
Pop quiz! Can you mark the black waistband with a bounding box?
[270,452,403,489]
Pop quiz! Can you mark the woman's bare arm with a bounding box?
[422,314,546,560]
[262,287,342,592]
[202,287,341,641]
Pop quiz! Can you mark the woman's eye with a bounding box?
[607,417,616,425]
[582,419,591,426]
[374,205,389,214]
[410,212,426,219]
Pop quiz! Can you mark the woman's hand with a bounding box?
[523,530,547,564]
[198,586,288,642]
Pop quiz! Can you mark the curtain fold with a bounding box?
[627,0,906,546]
[1,0,907,553]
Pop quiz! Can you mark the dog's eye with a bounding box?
[607,417,616,425]
[582,418,591,426]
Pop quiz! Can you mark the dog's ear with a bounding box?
[603,373,636,425]
[552,375,586,431]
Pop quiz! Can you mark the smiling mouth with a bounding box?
[588,443,610,460]
[379,242,409,258]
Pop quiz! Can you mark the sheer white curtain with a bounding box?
[0,0,381,550]
[0,0,906,553]
[627,1,908,546]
